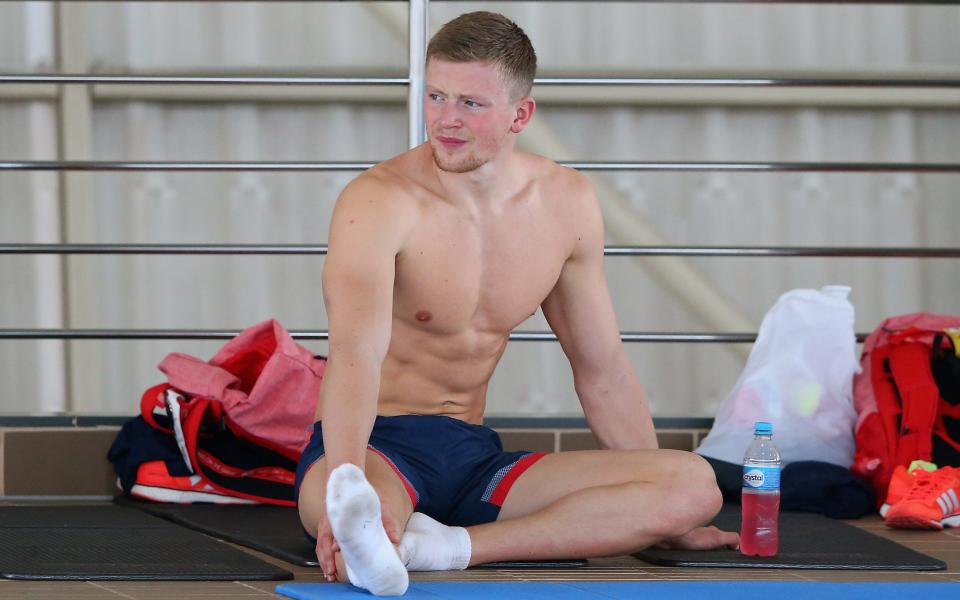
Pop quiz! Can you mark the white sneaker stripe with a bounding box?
[945,492,957,514]
[949,489,960,514]
[938,497,948,514]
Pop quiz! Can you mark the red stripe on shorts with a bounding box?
[367,446,419,507]
[488,452,547,507]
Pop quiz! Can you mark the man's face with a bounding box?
[424,59,518,173]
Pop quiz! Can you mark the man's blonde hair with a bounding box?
[427,12,537,101]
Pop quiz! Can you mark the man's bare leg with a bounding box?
[467,449,729,564]
[399,449,731,568]
[297,450,414,591]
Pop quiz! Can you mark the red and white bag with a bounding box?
[138,319,325,505]
[852,312,960,507]
[157,319,324,455]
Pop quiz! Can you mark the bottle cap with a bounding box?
[754,421,773,435]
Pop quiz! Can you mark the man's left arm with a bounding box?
[540,174,657,450]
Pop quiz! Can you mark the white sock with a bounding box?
[326,464,409,596]
[398,512,472,571]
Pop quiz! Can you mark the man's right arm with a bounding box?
[318,174,412,473]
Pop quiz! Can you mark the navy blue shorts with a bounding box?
[295,415,546,541]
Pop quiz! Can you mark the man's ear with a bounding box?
[510,96,536,134]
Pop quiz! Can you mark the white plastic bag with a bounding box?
[696,285,860,468]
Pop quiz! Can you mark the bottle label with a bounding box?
[742,465,780,491]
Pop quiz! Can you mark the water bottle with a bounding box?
[740,421,781,557]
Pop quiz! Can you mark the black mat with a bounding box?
[0,505,292,580]
[118,497,587,569]
[475,559,588,569]
[634,504,945,570]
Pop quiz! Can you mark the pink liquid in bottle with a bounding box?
[740,490,780,557]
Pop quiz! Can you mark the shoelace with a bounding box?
[903,469,955,503]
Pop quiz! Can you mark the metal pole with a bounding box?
[408,0,428,147]
[3,160,960,173]
[0,161,377,171]
[0,75,408,85]
[3,74,960,88]
[0,329,871,344]
[532,77,960,88]
[2,244,960,258]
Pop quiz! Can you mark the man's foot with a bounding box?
[656,525,740,551]
[326,464,408,596]
[398,512,472,571]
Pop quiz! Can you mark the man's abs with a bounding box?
[374,318,510,422]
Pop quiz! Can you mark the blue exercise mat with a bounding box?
[275,581,959,600]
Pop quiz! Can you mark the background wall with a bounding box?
[1,1,958,418]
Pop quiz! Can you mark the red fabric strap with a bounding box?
[888,342,940,465]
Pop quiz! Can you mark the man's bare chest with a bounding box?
[393,214,569,334]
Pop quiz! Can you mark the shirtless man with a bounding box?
[296,12,737,596]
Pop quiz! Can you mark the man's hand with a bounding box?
[656,526,740,551]
[315,500,404,582]
[315,514,340,582]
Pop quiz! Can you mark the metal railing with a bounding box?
[3,160,960,172]
[2,244,958,258]
[0,329,869,344]
[1,0,957,349]
[4,74,960,88]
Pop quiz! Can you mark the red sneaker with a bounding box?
[885,467,960,530]
[130,460,257,504]
[880,460,937,518]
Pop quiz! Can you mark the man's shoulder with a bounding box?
[337,152,424,215]
[521,152,591,194]
[328,157,423,255]
[519,153,595,215]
